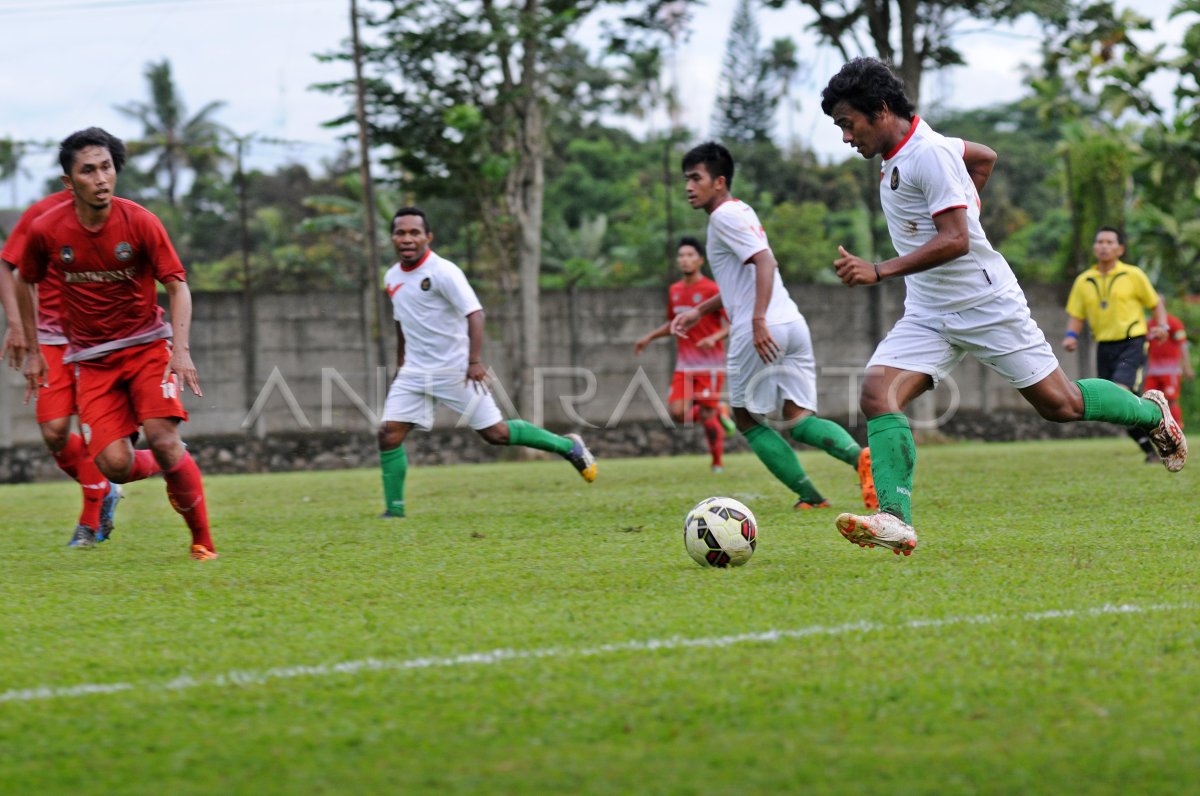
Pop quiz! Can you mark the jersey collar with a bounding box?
[400,249,433,272]
[883,116,920,160]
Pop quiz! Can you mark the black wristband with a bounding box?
[873,262,882,282]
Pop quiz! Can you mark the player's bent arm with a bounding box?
[1150,295,1169,340]
[962,141,997,195]
[394,321,406,369]
[466,309,485,364]
[13,272,44,395]
[877,208,971,281]
[1182,341,1195,379]
[635,320,673,354]
[163,279,202,396]
[1063,315,1084,352]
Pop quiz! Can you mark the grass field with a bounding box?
[1,437,1197,795]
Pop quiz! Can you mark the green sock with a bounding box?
[379,446,407,517]
[791,416,862,467]
[505,420,573,456]
[866,413,915,524]
[743,424,825,503]
[1076,379,1163,427]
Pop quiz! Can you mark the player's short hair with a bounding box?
[58,127,126,175]
[678,236,706,260]
[682,142,735,188]
[391,206,431,233]
[1096,226,1125,245]
[820,57,916,121]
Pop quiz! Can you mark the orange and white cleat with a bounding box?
[856,447,878,510]
[794,499,832,510]
[1143,389,1187,472]
[190,544,220,561]
[836,512,917,556]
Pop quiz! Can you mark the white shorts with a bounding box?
[727,318,818,415]
[869,284,1061,389]
[381,368,504,431]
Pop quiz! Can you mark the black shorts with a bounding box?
[1096,336,1147,391]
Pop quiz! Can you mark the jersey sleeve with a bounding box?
[712,205,770,264]
[1065,275,1088,320]
[16,226,49,283]
[136,209,186,283]
[912,142,971,218]
[1131,268,1159,310]
[440,264,484,317]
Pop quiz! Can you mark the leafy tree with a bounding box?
[712,0,777,143]
[115,59,230,208]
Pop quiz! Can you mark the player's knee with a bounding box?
[1033,390,1085,423]
[377,423,406,450]
[95,451,133,483]
[477,423,509,446]
[39,423,70,452]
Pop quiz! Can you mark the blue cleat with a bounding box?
[96,482,123,543]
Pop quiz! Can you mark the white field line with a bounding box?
[1,601,1192,705]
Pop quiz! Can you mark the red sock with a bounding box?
[690,405,702,424]
[51,434,109,528]
[129,448,163,481]
[703,413,724,468]
[164,452,213,551]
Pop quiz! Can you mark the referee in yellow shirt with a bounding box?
[1063,226,1170,460]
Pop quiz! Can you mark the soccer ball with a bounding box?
[684,497,757,568]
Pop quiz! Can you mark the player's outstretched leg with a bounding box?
[1143,389,1187,471]
[51,433,112,548]
[790,416,878,509]
[698,408,725,472]
[718,403,736,435]
[836,413,917,555]
[504,420,597,482]
[741,424,827,508]
[162,452,217,561]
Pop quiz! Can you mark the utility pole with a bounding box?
[234,136,259,433]
[350,0,388,381]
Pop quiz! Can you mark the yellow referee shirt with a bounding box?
[1065,261,1159,342]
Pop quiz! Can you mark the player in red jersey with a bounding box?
[15,127,217,561]
[634,237,736,471]
[1144,313,1193,434]
[4,185,123,547]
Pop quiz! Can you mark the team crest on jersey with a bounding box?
[890,166,900,190]
[114,242,133,261]
[420,277,431,291]
[693,292,702,302]
[60,246,74,264]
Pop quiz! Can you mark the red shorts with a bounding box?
[76,340,189,457]
[1143,373,1181,403]
[668,369,724,408]
[36,343,77,424]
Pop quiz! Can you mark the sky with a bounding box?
[0,0,1184,207]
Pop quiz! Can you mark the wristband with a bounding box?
[873,262,882,282]
[1064,330,1078,340]
[469,359,481,364]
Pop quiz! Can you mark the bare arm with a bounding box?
[0,261,29,368]
[14,272,43,400]
[634,320,673,355]
[1149,295,1169,340]
[1063,315,1085,352]
[163,279,201,396]
[395,321,406,370]
[669,292,724,337]
[962,140,997,195]
[465,309,486,385]
[749,249,782,363]
[835,208,971,286]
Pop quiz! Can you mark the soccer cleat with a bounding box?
[96,482,123,543]
[190,544,219,561]
[67,524,97,548]
[1143,389,1187,472]
[711,465,725,474]
[718,407,737,435]
[378,510,405,519]
[563,433,597,482]
[836,512,918,556]
[794,499,831,510]
[856,448,879,510]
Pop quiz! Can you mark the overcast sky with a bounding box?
[0,0,1182,206]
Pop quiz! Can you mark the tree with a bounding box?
[712,0,777,143]
[318,0,677,413]
[115,59,230,208]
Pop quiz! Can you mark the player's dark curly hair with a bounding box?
[58,127,126,174]
[392,206,431,233]
[678,236,705,260]
[681,142,735,188]
[820,57,916,121]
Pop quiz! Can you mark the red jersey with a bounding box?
[667,276,725,370]
[1,190,74,344]
[1147,314,1188,376]
[20,197,185,363]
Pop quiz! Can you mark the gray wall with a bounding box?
[0,281,1084,447]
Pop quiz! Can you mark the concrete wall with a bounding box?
[0,281,1086,448]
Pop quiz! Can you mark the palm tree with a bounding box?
[115,59,230,207]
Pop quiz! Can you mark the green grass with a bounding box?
[1,437,1197,795]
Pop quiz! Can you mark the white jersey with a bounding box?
[706,199,802,330]
[880,117,1017,314]
[383,250,483,371]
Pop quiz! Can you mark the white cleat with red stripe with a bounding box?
[836,512,918,556]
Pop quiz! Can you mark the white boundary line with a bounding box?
[1,602,1192,705]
